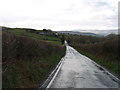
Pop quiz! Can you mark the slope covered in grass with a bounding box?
[2,32,66,88]
[5,28,61,45]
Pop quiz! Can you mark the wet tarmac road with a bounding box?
[48,45,119,88]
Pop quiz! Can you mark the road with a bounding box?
[47,44,119,88]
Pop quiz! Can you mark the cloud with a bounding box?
[0,0,119,30]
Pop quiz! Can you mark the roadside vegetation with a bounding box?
[2,29,66,88]
[65,34,119,76]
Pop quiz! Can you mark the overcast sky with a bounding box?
[0,0,119,31]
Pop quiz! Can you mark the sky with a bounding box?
[0,0,119,31]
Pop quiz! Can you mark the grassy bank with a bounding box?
[71,38,119,75]
[74,48,119,75]
[3,48,65,88]
[3,32,66,88]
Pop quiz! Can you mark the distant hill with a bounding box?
[57,29,118,36]
[72,29,118,36]
[95,29,118,36]
[57,31,98,36]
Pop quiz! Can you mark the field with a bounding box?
[5,28,61,45]
[2,30,66,88]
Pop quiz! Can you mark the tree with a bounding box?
[43,29,47,33]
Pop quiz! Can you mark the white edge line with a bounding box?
[46,57,65,88]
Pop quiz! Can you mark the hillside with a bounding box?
[2,28,66,88]
[2,27,62,45]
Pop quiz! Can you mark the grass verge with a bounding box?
[74,48,119,76]
[3,47,66,88]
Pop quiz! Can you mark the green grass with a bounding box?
[6,28,61,45]
[75,48,119,75]
[47,41,62,45]
[3,47,66,88]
